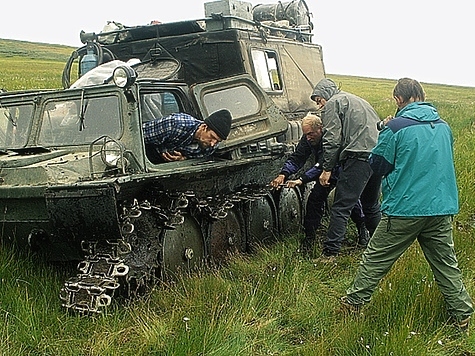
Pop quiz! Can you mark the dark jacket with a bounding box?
[280,135,339,184]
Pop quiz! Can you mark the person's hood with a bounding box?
[397,102,439,122]
[310,78,340,101]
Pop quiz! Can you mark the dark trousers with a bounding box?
[303,180,366,242]
[323,158,381,256]
[303,182,332,239]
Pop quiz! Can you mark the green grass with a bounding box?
[0,39,75,90]
[1,41,475,355]
[0,38,73,61]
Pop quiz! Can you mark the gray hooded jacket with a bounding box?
[311,78,380,171]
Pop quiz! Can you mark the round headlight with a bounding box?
[112,65,137,88]
[101,140,124,168]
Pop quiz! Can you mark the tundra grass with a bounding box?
[1,45,475,355]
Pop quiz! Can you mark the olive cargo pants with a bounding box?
[346,215,473,322]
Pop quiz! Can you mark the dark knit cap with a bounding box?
[204,109,232,140]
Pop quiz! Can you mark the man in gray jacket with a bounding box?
[311,78,382,259]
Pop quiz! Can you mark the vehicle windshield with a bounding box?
[39,95,122,146]
[0,103,34,150]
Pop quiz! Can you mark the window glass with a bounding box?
[0,103,33,149]
[140,91,180,122]
[251,49,283,92]
[39,95,121,146]
[203,85,259,119]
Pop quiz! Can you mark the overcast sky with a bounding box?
[1,0,473,88]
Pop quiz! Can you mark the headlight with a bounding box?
[100,140,125,168]
[112,65,137,88]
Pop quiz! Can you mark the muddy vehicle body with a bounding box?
[0,0,325,312]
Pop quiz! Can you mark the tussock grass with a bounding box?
[1,42,475,355]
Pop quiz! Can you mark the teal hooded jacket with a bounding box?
[369,102,459,216]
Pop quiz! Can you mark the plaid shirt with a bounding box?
[142,113,217,159]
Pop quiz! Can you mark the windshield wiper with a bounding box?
[2,108,17,127]
[79,90,89,131]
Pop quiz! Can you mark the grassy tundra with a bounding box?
[1,39,475,355]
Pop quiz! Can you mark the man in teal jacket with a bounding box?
[343,78,473,331]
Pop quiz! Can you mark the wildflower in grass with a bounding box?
[183,316,190,332]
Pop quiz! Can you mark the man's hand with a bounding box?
[270,174,286,189]
[286,179,303,188]
[377,115,394,130]
[161,150,186,162]
[319,170,332,187]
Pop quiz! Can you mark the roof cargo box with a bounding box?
[205,0,254,31]
[205,0,253,20]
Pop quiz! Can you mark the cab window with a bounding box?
[0,103,33,149]
[251,49,283,92]
[39,95,122,146]
[140,91,180,122]
[202,85,259,120]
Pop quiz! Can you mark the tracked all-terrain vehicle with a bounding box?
[0,0,325,313]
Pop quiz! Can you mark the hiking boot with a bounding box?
[339,296,363,315]
[357,223,370,248]
[313,253,337,264]
[452,316,470,334]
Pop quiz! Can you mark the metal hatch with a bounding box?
[191,74,288,151]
